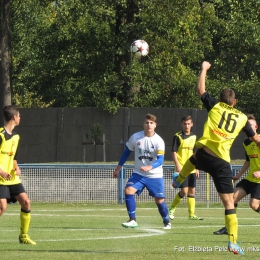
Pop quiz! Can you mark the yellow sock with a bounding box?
[20,209,31,235]
[176,159,195,183]
[187,196,195,217]
[171,192,183,208]
[225,209,237,244]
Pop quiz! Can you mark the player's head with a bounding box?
[181,115,193,134]
[143,114,157,135]
[145,113,157,123]
[247,114,258,133]
[219,89,236,106]
[3,105,20,125]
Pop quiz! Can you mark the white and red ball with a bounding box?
[130,40,149,58]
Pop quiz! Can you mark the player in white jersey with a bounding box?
[113,114,171,229]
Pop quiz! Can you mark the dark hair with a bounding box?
[145,113,157,123]
[219,89,235,105]
[182,115,192,122]
[247,114,256,120]
[3,105,19,122]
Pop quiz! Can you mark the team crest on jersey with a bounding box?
[137,141,141,146]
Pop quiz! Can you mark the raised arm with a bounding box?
[197,61,211,97]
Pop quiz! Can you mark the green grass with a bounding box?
[1,203,259,259]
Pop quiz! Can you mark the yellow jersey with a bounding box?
[196,92,255,162]
[0,127,21,185]
[172,131,197,167]
[243,136,260,184]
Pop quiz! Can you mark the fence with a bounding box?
[19,164,248,206]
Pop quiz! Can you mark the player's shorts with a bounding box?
[180,173,196,188]
[126,172,165,198]
[236,179,260,199]
[194,148,233,194]
[0,183,26,203]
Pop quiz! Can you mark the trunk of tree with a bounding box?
[0,0,12,125]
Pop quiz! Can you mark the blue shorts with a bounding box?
[125,173,165,198]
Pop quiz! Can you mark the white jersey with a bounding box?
[126,131,165,178]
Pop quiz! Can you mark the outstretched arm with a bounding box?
[233,161,249,181]
[113,147,132,178]
[197,61,211,97]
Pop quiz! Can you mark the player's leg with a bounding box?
[155,197,171,229]
[11,184,36,245]
[213,183,244,236]
[209,158,244,254]
[174,155,196,186]
[122,173,142,228]
[213,175,244,235]
[146,177,171,229]
[0,185,9,216]
[0,198,7,216]
[169,180,188,220]
[187,173,203,220]
[249,182,260,213]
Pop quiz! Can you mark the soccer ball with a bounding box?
[130,40,149,58]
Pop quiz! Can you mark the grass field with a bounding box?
[1,203,259,259]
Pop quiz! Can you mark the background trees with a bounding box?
[2,0,260,117]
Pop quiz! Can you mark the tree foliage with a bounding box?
[9,0,260,118]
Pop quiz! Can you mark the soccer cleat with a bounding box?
[172,172,181,188]
[228,242,245,255]
[19,234,36,245]
[188,215,204,220]
[169,207,175,220]
[163,222,171,229]
[213,226,228,235]
[122,220,138,228]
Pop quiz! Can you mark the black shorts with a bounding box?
[236,179,260,200]
[194,148,233,194]
[180,173,196,188]
[0,183,26,203]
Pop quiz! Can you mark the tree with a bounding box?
[7,0,260,120]
[0,0,12,125]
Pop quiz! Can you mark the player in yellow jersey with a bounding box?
[0,105,36,245]
[172,61,260,255]
[169,116,203,220]
[214,114,260,235]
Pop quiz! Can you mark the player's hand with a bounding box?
[14,166,21,176]
[196,169,200,178]
[201,61,211,71]
[232,176,240,181]
[140,165,152,172]
[253,171,260,179]
[113,169,120,178]
[0,170,12,180]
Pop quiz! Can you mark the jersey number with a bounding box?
[218,111,238,133]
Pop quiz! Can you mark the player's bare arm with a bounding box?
[249,134,260,147]
[197,61,211,97]
[233,161,249,181]
[14,160,21,176]
[113,165,121,178]
[172,151,181,172]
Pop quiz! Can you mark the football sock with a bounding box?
[156,201,169,223]
[171,192,183,208]
[225,209,237,244]
[125,194,136,220]
[176,157,196,184]
[187,195,195,217]
[20,208,31,235]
